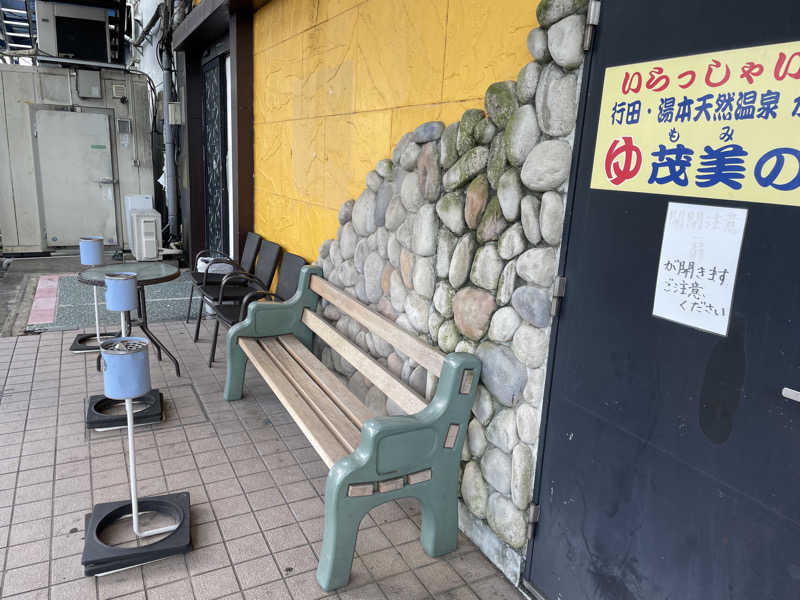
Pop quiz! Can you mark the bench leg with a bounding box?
[224,340,247,401]
[317,489,368,592]
[420,486,459,557]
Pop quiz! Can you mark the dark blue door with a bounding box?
[524,2,800,599]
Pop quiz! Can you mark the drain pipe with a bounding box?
[161,1,179,240]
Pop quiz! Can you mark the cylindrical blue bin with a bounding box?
[79,236,104,266]
[100,338,152,400]
[105,273,138,312]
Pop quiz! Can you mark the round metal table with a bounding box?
[79,262,181,377]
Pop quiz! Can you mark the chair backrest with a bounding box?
[240,233,262,273]
[254,240,281,288]
[275,253,307,301]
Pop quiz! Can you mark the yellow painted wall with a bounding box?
[252,0,539,262]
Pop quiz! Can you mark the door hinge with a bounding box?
[583,0,601,51]
[551,276,567,317]
[527,504,541,539]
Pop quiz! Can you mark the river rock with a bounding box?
[537,0,588,27]
[516,402,541,445]
[428,310,444,342]
[448,233,477,288]
[505,105,541,168]
[453,287,496,341]
[375,182,393,228]
[396,214,414,249]
[461,461,489,519]
[412,256,435,299]
[540,191,564,245]
[474,117,496,145]
[336,260,358,287]
[412,204,438,256]
[498,223,526,260]
[436,192,466,235]
[477,196,508,243]
[468,420,488,458]
[481,449,511,496]
[389,270,407,313]
[381,264,393,296]
[516,247,556,287]
[548,13,586,69]
[488,306,522,342]
[511,444,534,510]
[384,196,406,231]
[352,190,376,236]
[485,81,518,129]
[470,244,504,291]
[496,259,517,306]
[400,248,415,288]
[512,323,548,368]
[487,134,507,189]
[376,158,393,179]
[440,122,459,170]
[400,172,425,212]
[497,168,523,221]
[366,170,382,192]
[487,492,527,549]
[404,293,429,333]
[457,109,485,156]
[521,140,572,191]
[538,69,578,136]
[408,365,427,395]
[392,132,413,164]
[417,141,441,202]
[433,281,455,319]
[526,27,550,62]
[516,62,541,104]
[437,320,459,353]
[456,339,476,354]
[319,239,332,259]
[521,195,542,244]
[338,199,354,225]
[465,174,489,229]
[399,141,421,171]
[414,121,445,143]
[476,342,527,406]
[443,146,489,192]
[511,285,551,328]
[436,228,457,279]
[486,408,518,454]
[375,227,389,258]
[363,252,384,303]
[387,233,401,268]
[339,222,357,259]
[473,385,494,425]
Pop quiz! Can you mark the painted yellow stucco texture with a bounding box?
[253,0,538,262]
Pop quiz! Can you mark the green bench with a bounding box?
[223,265,481,591]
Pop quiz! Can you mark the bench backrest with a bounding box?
[303,274,446,414]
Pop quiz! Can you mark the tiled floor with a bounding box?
[0,320,523,599]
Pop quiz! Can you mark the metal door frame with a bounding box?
[29,104,122,248]
[520,19,600,599]
[200,53,229,256]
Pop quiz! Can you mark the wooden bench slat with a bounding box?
[309,275,445,377]
[277,335,375,429]
[260,337,362,453]
[302,309,428,415]
[238,338,349,468]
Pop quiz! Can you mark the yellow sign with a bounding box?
[590,40,800,206]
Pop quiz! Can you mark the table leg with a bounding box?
[137,286,181,378]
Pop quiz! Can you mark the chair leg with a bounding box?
[194,298,204,343]
[209,318,220,367]
[185,286,194,323]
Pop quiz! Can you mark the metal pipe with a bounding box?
[161,2,178,240]
[133,3,163,47]
[125,398,179,538]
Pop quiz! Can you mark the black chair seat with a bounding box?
[199,284,254,303]
[191,272,227,285]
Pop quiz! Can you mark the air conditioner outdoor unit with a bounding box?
[35,1,111,63]
[129,209,162,261]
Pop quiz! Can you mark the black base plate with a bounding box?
[82,492,192,576]
[69,332,120,354]
[86,391,163,430]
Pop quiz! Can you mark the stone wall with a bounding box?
[312,0,587,584]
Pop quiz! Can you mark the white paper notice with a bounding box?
[652,202,747,336]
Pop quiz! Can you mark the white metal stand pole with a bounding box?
[125,398,178,538]
[93,286,102,344]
